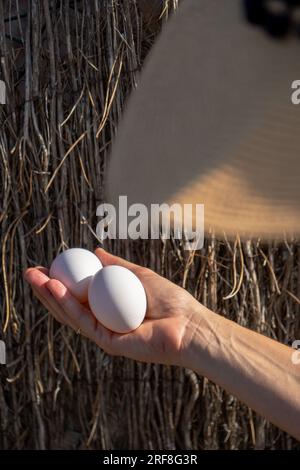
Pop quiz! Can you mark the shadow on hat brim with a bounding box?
[107,0,300,241]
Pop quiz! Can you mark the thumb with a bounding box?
[95,248,140,273]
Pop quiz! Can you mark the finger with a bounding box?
[29,276,69,326]
[24,267,69,326]
[34,266,50,276]
[24,266,49,278]
[46,279,114,351]
[95,248,141,273]
[35,266,50,276]
[24,267,50,285]
[31,286,68,326]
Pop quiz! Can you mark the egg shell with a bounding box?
[88,265,147,333]
[49,248,103,302]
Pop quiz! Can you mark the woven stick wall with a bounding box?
[0,0,299,450]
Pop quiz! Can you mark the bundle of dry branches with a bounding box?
[0,0,299,450]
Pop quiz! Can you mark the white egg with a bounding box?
[49,248,103,302]
[88,265,147,333]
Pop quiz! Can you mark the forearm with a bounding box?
[182,306,300,440]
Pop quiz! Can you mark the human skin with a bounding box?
[24,248,300,441]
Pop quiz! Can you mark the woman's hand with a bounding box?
[23,248,204,366]
[23,248,300,439]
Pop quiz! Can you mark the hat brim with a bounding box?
[107,0,300,240]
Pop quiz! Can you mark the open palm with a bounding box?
[24,248,201,365]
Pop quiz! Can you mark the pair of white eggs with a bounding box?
[49,248,147,333]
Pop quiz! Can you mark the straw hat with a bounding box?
[107,0,300,240]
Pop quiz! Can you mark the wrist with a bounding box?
[178,303,226,374]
